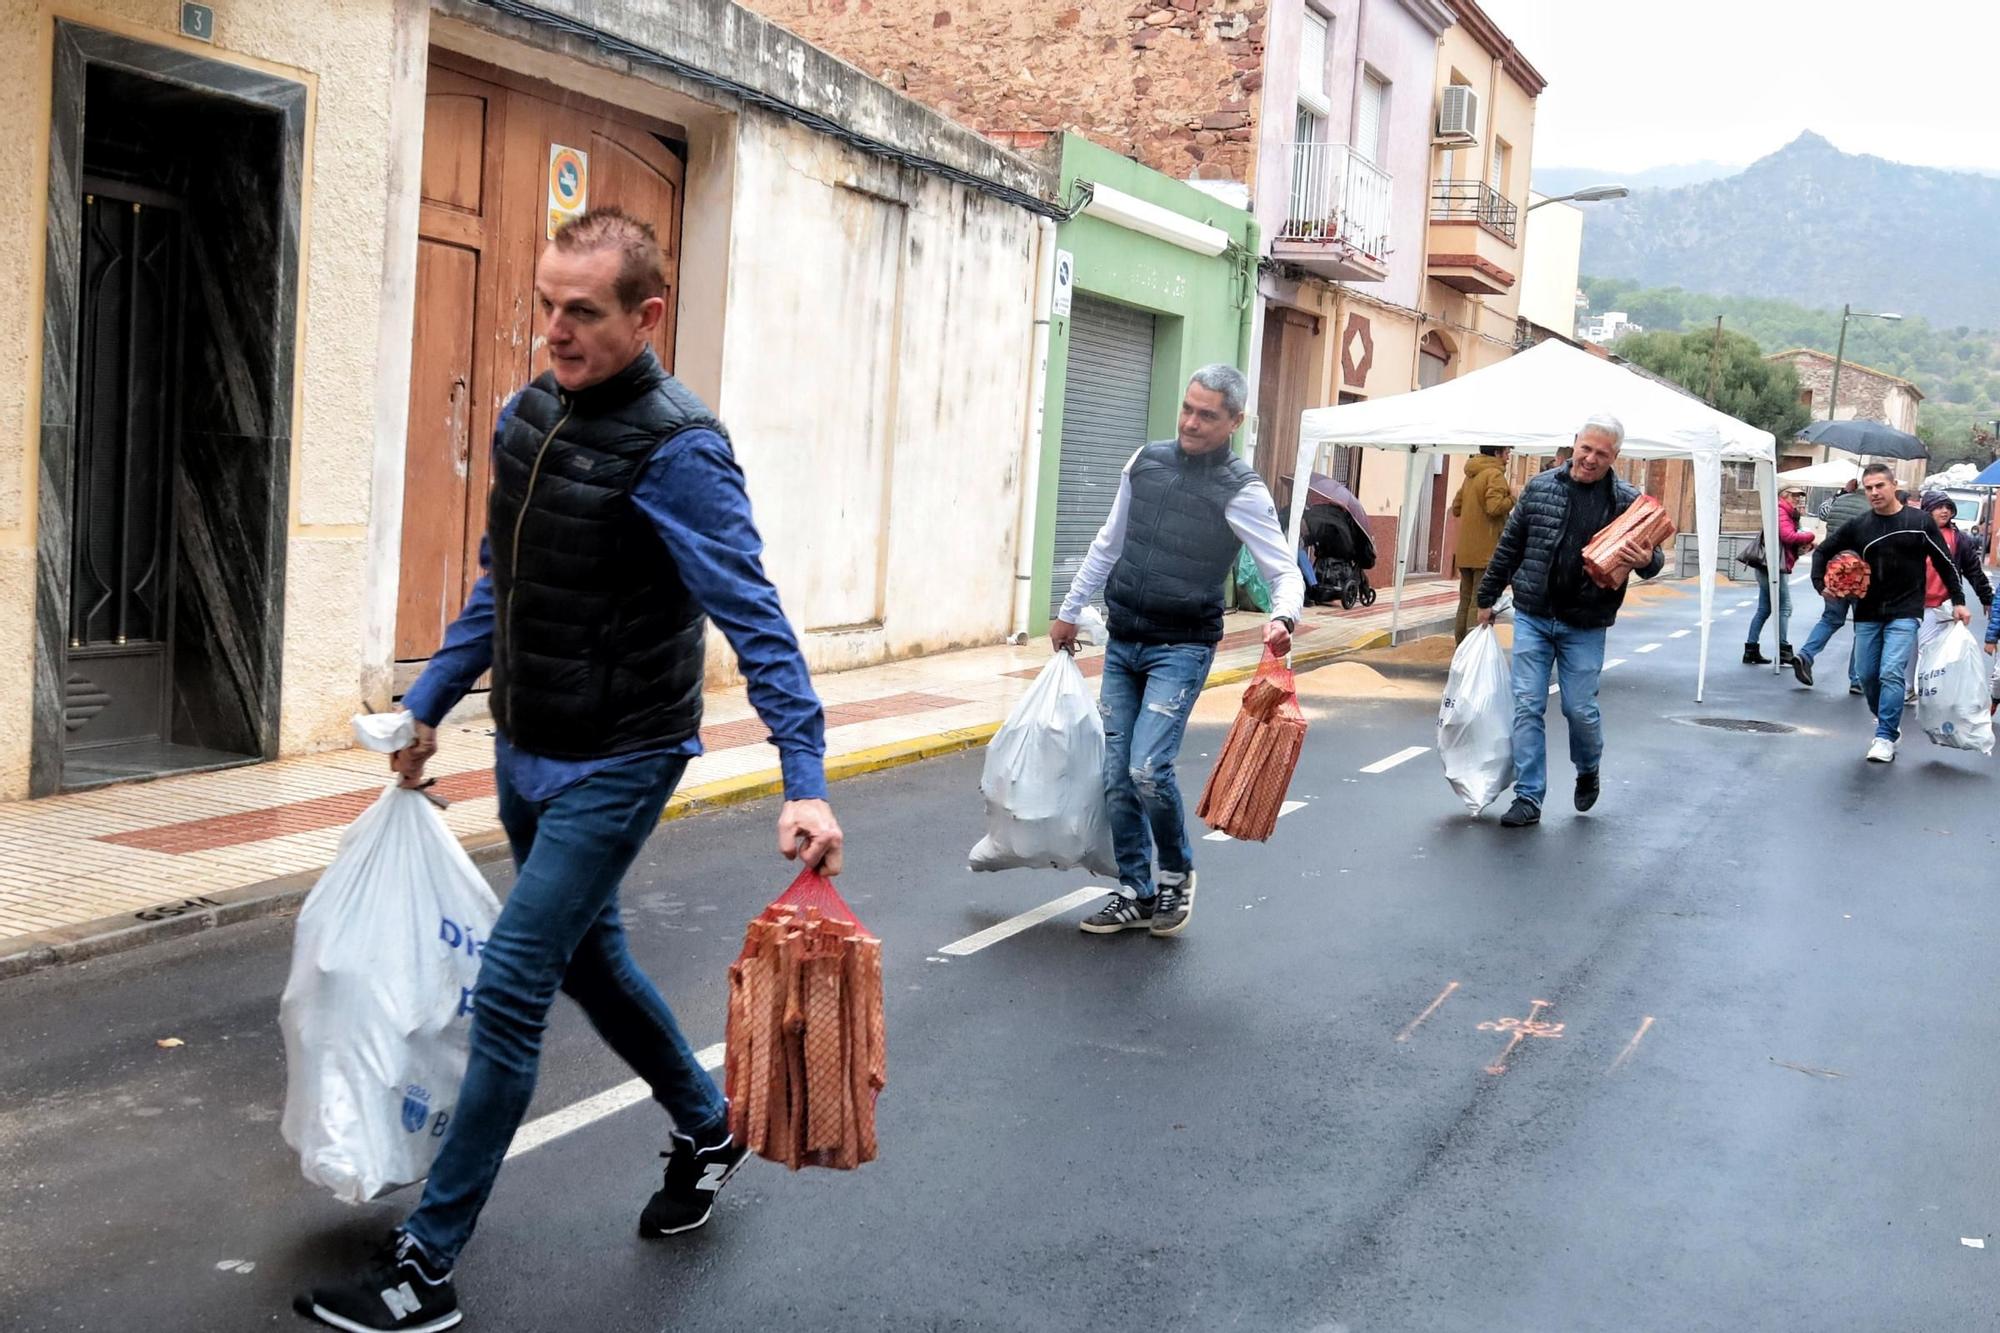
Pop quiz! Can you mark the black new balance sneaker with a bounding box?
[1079,893,1154,934]
[1499,797,1541,828]
[1574,770,1601,813]
[1150,872,1197,937]
[295,1232,460,1332]
[639,1130,750,1237]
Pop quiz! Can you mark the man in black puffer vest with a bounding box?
[1051,365,1304,939]
[1475,414,1664,829]
[298,210,842,1333]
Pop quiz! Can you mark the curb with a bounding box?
[0,615,1452,982]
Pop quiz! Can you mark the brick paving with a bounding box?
[0,584,1456,948]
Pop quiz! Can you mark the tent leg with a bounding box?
[1393,450,1423,645]
[1759,462,1782,675]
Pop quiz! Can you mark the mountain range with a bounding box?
[1573,132,2000,331]
[1532,160,1739,197]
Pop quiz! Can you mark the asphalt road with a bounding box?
[4,576,1999,1332]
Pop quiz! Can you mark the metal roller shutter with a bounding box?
[1050,293,1156,617]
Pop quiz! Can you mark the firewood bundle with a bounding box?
[725,869,884,1171]
[1823,551,1872,599]
[1583,494,1677,589]
[1195,653,1308,841]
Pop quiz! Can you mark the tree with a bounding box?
[1612,328,1812,443]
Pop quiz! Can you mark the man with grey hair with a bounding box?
[1051,363,1304,936]
[1475,414,1663,827]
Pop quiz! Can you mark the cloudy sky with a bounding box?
[1478,0,2000,174]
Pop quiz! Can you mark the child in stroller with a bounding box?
[1302,501,1377,610]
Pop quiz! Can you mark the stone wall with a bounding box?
[1778,352,1918,431]
[745,0,1269,184]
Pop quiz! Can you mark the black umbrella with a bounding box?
[1797,418,1928,461]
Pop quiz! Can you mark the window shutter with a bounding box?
[1299,11,1329,102]
[1356,72,1385,163]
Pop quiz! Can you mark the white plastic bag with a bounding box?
[1438,626,1516,813]
[280,783,501,1203]
[968,651,1117,876]
[1915,621,1994,755]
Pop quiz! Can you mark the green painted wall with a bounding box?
[1028,133,1259,632]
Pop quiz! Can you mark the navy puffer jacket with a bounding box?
[1475,463,1665,629]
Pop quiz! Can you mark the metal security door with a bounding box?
[65,186,185,753]
[1050,294,1155,617]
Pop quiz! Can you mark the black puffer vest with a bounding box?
[488,349,720,758]
[1105,440,1258,644]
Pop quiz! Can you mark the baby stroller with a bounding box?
[1302,502,1377,610]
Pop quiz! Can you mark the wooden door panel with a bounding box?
[420,92,488,213]
[395,239,479,659]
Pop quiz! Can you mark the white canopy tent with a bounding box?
[1776,458,1861,487]
[1292,340,1780,701]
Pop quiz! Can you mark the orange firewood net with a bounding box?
[1194,652,1308,841]
[1582,494,1677,589]
[725,868,884,1170]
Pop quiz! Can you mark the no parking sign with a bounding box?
[546,144,589,238]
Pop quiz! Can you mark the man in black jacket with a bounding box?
[1795,465,1968,762]
[1475,415,1663,827]
[297,210,844,1332]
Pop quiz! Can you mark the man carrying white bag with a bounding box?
[1915,622,1995,755]
[281,713,501,1205]
[969,609,1118,877]
[1439,625,1516,814]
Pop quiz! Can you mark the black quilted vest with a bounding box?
[1105,440,1258,645]
[487,349,719,759]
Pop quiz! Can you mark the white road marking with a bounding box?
[937,886,1104,954]
[1359,746,1430,774]
[1548,684,1561,695]
[1636,643,1661,653]
[1669,629,1692,639]
[506,1042,726,1160]
[1603,658,1627,669]
[1964,1238,1986,1250]
[1717,607,1736,617]
[1735,598,1755,607]
[1204,800,1308,840]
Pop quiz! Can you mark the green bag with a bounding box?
[1233,545,1272,613]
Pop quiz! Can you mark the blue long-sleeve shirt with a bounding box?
[402,427,827,803]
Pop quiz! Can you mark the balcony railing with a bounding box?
[1279,143,1393,261]
[1430,179,1518,243]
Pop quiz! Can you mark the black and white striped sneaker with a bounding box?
[1150,873,1196,936]
[295,1231,460,1332]
[1079,893,1154,933]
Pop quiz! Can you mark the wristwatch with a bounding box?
[1275,616,1297,633]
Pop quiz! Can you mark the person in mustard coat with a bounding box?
[1450,446,1517,641]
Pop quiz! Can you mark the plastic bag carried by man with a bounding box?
[281,713,500,1204]
[969,607,1117,876]
[1916,622,1994,755]
[1438,625,1515,814]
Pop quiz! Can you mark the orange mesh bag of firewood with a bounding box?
[1195,652,1308,841]
[725,867,884,1170]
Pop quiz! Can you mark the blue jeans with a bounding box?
[1745,568,1793,648]
[1100,638,1216,899]
[1852,618,1920,741]
[403,753,724,1267]
[1509,612,1607,810]
[1798,596,1863,688]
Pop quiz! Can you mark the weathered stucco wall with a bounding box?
[744,0,1268,185]
[720,109,1041,672]
[0,0,400,796]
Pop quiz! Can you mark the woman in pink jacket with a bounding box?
[1744,485,1817,665]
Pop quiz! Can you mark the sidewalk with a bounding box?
[0,581,1460,975]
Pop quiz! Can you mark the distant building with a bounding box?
[1579,309,1642,343]
[1766,347,1925,487]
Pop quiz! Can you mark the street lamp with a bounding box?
[1826,303,1902,427]
[1527,184,1629,210]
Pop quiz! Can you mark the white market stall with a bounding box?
[1775,458,1862,488]
[1291,340,1780,702]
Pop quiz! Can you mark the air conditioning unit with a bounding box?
[1436,85,1478,143]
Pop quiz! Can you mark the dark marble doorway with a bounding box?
[34,24,305,795]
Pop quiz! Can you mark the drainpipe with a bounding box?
[1008,215,1060,642]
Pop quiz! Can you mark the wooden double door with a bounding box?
[395,55,688,673]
